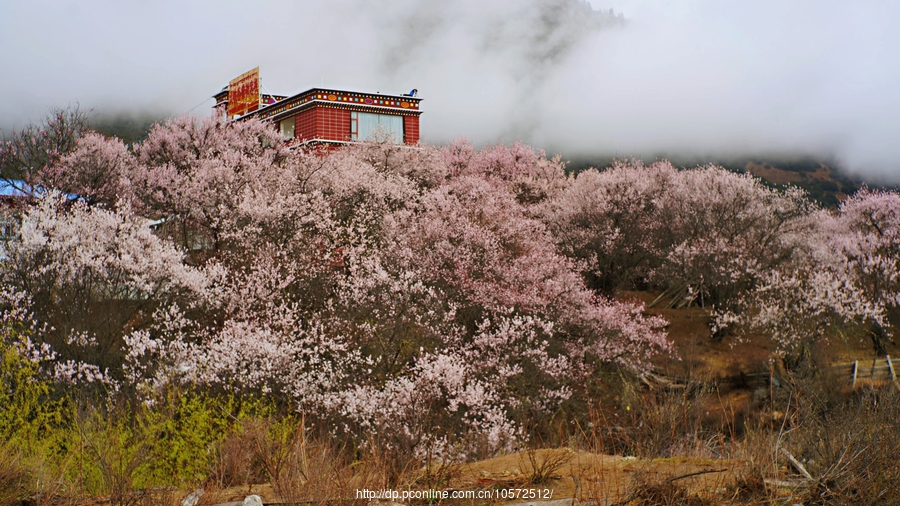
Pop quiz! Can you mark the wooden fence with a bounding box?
[835,355,899,388]
[643,355,900,393]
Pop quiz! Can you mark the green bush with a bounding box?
[3,329,275,498]
[0,332,73,448]
[136,388,273,487]
[1,330,76,502]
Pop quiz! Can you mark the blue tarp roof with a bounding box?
[0,179,79,200]
[0,179,32,198]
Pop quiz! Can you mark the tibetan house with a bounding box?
[213,68,422,147]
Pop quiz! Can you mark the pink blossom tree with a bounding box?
[540,159,676,293]
[444,139,568,205]
[118,134,671,457]
[833,189,900,325]
[541,160,812,312]
[38,132,134,206]
[1,195,216,379]
[0,106,90,185]
[654,165,812,309]
[3,118,677,458]
[714,194,900,361]
[129,116,292,254]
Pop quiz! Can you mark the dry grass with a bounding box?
[16,389,899,506]
[0,449,31,506]
[616,469,715,506]
[210,417,403,506]
[520,448,575,485]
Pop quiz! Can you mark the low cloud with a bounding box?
[2,0,898,179]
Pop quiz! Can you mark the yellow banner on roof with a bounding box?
[227,67,260,118]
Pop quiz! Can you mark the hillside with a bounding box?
[88,110,170,145]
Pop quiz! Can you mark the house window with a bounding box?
[280,117,295,140]
[350,112,403,143]
[0,214,17,241]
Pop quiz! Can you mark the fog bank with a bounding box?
[1,0,897,178]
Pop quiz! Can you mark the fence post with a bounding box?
[852,360,858,389]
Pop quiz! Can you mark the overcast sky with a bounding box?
[1,0,898,179]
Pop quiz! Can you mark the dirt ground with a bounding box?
[455,448,744,503]
[196,450,746,504]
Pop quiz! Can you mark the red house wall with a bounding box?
[294,109,317,142]
[316,108,351,142]
[291,106,419,145]
[404,116,419,145]
[293,107,349,142]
